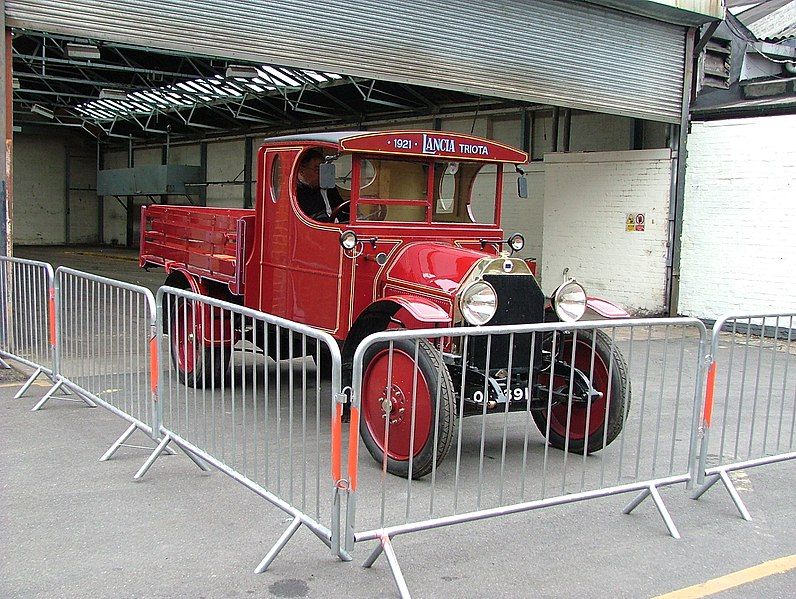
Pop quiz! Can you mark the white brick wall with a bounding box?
[679,115,796,320]
[541,150,673,314]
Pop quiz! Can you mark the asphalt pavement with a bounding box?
[2,245,794,598]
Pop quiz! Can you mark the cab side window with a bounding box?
[269,153,282,202]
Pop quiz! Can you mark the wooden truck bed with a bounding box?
[140,205,255,295]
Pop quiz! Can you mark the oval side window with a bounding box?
[270,154,282,202]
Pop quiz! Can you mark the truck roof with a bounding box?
[263,131,363,145]
[263,130,528,163]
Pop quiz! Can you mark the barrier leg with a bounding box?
[332,486,352,561]
[134,435,208,480]
[32,379,63,411]
[623,488,651,514]
[14,367,46,398]
[345,493,357,555]
[133,436,171,480]
[254,516,302,574]
[363,535,411,599]
[623,485,680,539]
[0,357,10,369]
[100,423,137,461]
[363,539,384,568]
[175,442,210,472]
[690,473,720,500]
[100,423,178,462]
[32,379,97,411]
[67,386,98,407]
[691,468,752,521]
[648,485,681,539]
[718,469,752,521]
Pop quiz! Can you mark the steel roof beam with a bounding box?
[14,52,209,80]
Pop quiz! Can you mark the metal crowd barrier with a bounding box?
[345,318,708,598]
[693,311,796,519]
[35,267,183,461]
[5,259,792,593]
[141,287,347,571]
[0,256,57,398]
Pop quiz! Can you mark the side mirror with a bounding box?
[517,175,528,199]
[319,162,336,189]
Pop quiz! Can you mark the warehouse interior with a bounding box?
[3,0,725,314]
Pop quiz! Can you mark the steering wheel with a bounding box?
[329,200,351,223]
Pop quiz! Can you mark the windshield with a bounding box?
[336,154,499,225]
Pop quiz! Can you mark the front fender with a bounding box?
[545,296,629,322]
[585,297,629,319]
[342,296,451,367]
[381,295,451,324]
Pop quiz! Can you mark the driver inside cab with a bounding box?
[296,149,348,223]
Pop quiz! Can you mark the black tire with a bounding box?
[359,338,456,479]
[169,296,231,388]
[533,329,630,454]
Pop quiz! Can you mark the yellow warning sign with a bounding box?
[626,213,645,232]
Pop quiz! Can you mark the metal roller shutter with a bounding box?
[7,0,687,122]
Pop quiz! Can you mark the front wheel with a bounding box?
[359,338,456,479]
[533,329,630,454]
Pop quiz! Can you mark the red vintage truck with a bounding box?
[140,130,630,478]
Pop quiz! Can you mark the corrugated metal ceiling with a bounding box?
[7,0,689,124]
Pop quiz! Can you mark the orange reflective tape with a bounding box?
[347,406,361,492]
[703,362,717,428]
[48,289,56,347]
[149,337,158,394]
[331,402,343,481]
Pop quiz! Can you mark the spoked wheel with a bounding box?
[533,329,630,453]
[169,297,231,388]
[360,338,456,479]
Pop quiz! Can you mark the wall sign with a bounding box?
[626,213,645,232]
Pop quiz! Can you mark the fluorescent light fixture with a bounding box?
[12,126,22,133]
[65,43,101,60]
[225,64,260,79]
[12,77,20,90]
[99,88,128,100]
[31,104,55,119]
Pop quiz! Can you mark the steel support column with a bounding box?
[0,6,11,257]
[243,137,253,209]
[97,141,104,244]
[126,137,134,248]
[551,107,560,153]
[561,108,571,152]
[199,141,207,207]
[667,27,696,315]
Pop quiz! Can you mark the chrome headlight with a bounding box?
[552,279,587,322]
[459,281,498,326]
[507,233,525,252]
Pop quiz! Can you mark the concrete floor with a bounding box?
[3,245,795,598]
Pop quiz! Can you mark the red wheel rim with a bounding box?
[544,338,611,441]
[362,348,433,461]
[172,302,198,374]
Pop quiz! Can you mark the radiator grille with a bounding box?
[468,274,545,372]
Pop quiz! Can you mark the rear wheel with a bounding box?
[533,329,630,453]
[360,338,456,479]
[169,297,231,388]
